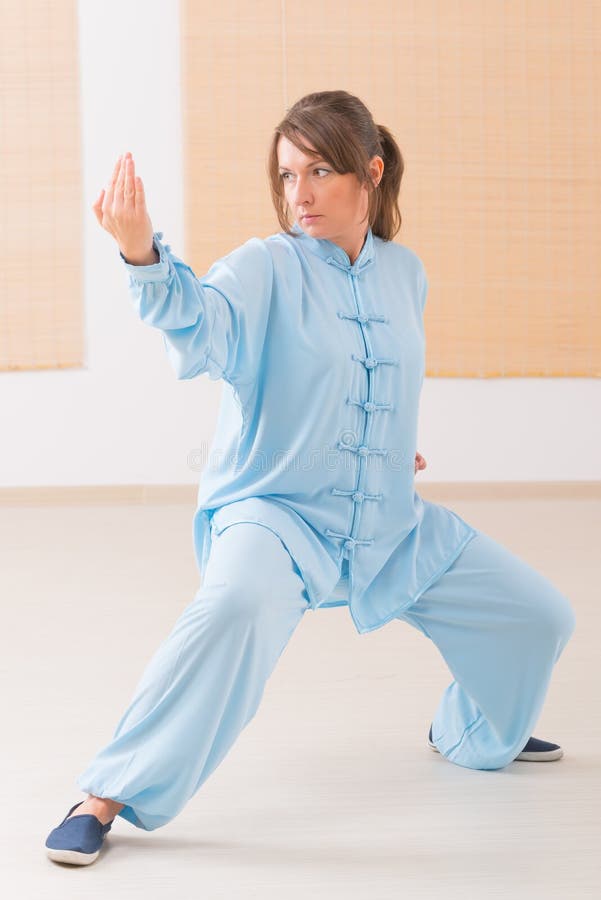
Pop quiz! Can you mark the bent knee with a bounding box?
[557,593,576,642]
[194,560,279,627]
[535,586,576,645]
[208,577,277,627]
[199,523,303,627]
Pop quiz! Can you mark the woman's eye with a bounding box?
[281,168,330,181]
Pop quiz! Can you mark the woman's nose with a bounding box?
[290,177,313,204]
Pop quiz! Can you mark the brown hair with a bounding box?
[266,90,403,241]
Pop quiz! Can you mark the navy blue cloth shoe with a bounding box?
[427,723,563,761]
[45,800,115,865]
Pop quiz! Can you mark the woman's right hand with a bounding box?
[92,152,156,264]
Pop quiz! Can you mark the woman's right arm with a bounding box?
[93,153,274,387]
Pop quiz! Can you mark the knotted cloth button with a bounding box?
[352,491,365,503]
[344,539,356,552]
[363,401,375,412]
[364,358,377,368]
[357,445,369,457]
[357,315,369,325]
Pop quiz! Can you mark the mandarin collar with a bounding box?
[290,221,375,273]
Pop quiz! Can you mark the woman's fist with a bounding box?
[92,152,156,264]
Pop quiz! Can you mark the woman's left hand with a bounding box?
[414,452,427,475]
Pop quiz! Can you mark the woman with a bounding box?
[46,90,576,865]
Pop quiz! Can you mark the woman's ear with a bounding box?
[370,155,384,187]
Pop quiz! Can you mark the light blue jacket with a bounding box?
[120,224,477,634]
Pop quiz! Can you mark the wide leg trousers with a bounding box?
[76,523,576,832]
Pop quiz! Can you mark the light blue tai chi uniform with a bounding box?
[75,225,576,830]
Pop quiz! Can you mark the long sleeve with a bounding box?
[119,231,274,387]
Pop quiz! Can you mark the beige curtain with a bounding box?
[0,0,82,372]
[182,0,600,377]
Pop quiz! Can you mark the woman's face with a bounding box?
[277,135,383,260]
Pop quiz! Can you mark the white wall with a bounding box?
[1,0,598,487]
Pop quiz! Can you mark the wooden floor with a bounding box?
[1,494,598,897]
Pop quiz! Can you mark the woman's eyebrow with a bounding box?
[277,159,327,171]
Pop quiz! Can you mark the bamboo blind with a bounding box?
[181,0,600,377]
[3,2,598,376]
[0,0,83,372]
[0,0,83,371]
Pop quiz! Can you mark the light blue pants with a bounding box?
[76,523,576,831]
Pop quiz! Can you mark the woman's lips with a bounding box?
[302,215,321,221]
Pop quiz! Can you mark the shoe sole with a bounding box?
[514,747,563,761]
[428,738,563,761]
[46,846,102,865]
